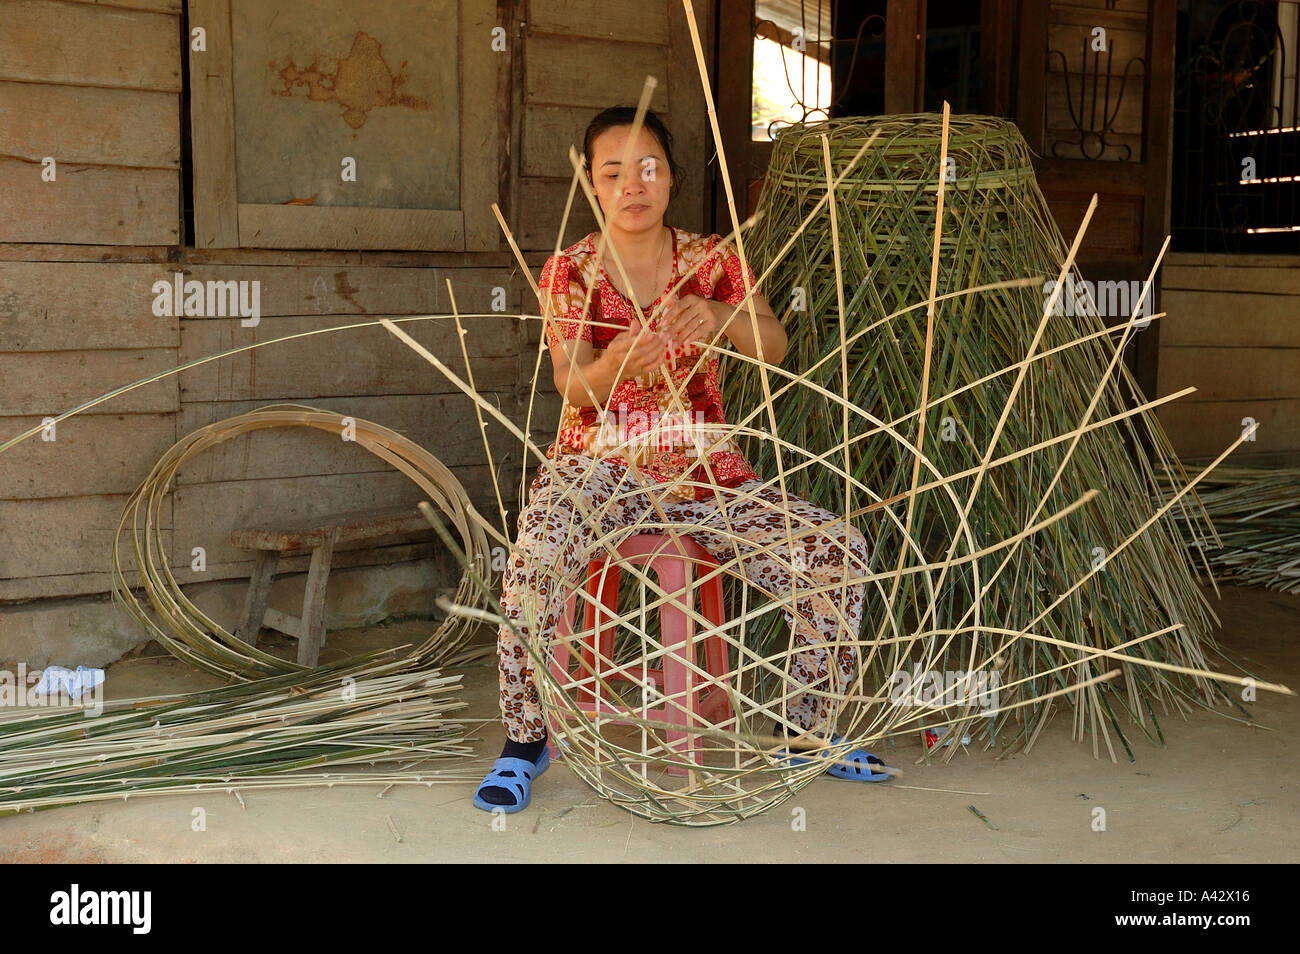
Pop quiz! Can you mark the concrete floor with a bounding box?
[1,585,1296,863]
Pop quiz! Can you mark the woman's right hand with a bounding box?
[600,326,670,383]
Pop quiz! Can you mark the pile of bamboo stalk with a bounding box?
[0,656,480,816]
[1162,465,1300,594]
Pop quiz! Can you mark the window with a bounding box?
[752,0,834,141]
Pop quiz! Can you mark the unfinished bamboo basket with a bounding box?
[398,101,1288,826]
[724,114,1233,764]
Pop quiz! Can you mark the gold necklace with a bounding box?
[606,227,668,307]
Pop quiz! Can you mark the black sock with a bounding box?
[501,734,548,763]
[772,722,813,741]
[478,731,548,807]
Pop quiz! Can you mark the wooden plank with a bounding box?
[230,507,429,551]
[295,530,337,665]
[0,538,449,601]
[0,412,175,498]
[667,0,710,235]
[1158,347,1300,402]
[714,0,753,232]
[0,570,117,601]
[0,494,172,580]
[1135,0,1178,403]
[182,248,532,267]
[1156,398,1300,458]
[525,390,564,429]
[0,158,179,246]
[522,105,600,179]
[175,471,424,571]
[184,264,440,316]
[516,177,599,250]
[0,0,180,90]
[62,0,181,12]
[1160,290,1300,347]
[171,467,503,569]
[177,264,518,316]
[529,0,669,43]
[0,350,179,415]
[1166,252,1300,269]
[235,550,278,644]
[461,0,504,251]
[237,204,465,252]
[0,244,172,263]
[524,33,669,111]
[1041,189,1143,257]
[0,262,180,351]
[0,81,179,168]
[1015,0,1048,152]
[189,0,238,248]
[979,0,1015,116]
[1162,265,1300,295]
[884,0,925,114]
[261,606,304,640]
[177,314,521,402]
[173,394,520,483]
[1049,0,1147,15]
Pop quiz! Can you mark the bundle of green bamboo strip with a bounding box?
[1161,465,1300,594]
[0,655,481,816]
[724,114,1226,760]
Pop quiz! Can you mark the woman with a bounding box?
[475,107,887,813]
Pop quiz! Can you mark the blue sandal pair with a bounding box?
[775,733,892,782]
[473,747,551,813]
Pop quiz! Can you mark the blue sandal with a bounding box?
[774,733,892,782]
[473,747,551,813]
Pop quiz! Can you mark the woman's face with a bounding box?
[587,125,673,233]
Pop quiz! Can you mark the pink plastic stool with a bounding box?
[547,533,735,773]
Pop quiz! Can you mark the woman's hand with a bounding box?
[599,325,670,383]
[660,295,721,356]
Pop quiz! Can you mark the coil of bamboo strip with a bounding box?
[111,405,494,681]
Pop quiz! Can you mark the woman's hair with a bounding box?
[582,106,684,202]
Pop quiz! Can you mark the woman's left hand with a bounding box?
[660,294,721,356]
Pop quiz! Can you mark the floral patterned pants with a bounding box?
[497,454,869,742]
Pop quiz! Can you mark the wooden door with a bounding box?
[1015,0,1178,398]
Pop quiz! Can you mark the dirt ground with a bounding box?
[1,584,1296,864]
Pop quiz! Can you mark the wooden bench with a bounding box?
[229,506,430,666]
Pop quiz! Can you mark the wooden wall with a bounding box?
[516,0,711,248]
[1157,253,1300,466]
[0,0,183,602]
[0,0,716,631]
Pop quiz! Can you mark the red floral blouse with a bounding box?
[537,227,762,501]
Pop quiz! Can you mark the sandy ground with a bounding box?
[1,584,1295,864]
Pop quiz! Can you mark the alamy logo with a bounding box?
[49,884,151,934]
[889,666,1001,712]
[1043,276,1152,325]
[151,272,261,326]
[0,663,102,717]
[593,405,716,458]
